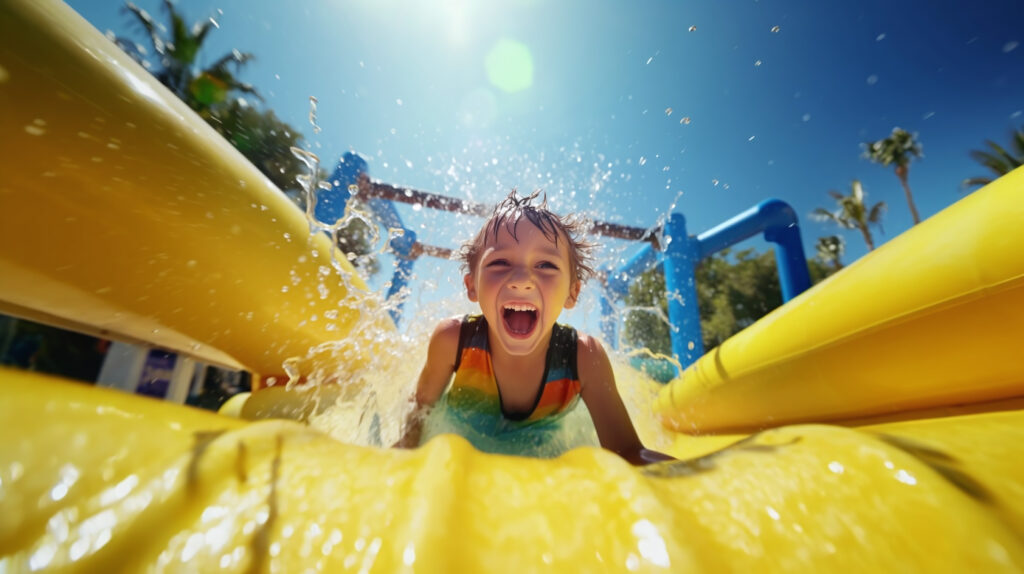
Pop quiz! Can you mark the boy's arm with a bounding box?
[578,334,674,465]
[394,317,461,448]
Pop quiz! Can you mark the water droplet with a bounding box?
[0,63,9,83]
[209,16,219,29]
[876,33,886,42]
[638,157,647,166]
[24,125,45,136]
[396,98,403,106]
[688,25,697,32]
[748,135,756,142]
[754,59,762,67]
[866,74,879,85]
[680,116,691,125]
[771,25,780,33]
[1003,41,1019,53]
[802,113,811,122]
[308,96,321,134]
[664,107,672,116]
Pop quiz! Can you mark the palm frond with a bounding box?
[986,140,1023,171]
[1012,128,1024,158]
[122,2,165,56]
[867,201,886,224]
[968,148,1014,176]
[810,208,838,223]
[961,176,993,190]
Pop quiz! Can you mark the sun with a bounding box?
[485,38,533,93]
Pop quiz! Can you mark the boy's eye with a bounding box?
[537,261,559,270]
[486,259,510,267]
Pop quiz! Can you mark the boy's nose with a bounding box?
[507,268,534,290]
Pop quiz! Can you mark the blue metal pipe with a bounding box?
[663,213,704,367]
[315,152,367,225]
[605,243,661,301]
[599,294,617,349]
[695,198,810,302]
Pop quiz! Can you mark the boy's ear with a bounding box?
[464,273,478,302]
[564,281,581,309]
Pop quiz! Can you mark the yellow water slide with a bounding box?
[2,0,1023,571]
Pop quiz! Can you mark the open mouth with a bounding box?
[502,303,538,337]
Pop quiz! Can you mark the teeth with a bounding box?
[504,304,536,312]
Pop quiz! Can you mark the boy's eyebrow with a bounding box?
[486,244,567,259]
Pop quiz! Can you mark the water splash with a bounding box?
[308,96,321,135]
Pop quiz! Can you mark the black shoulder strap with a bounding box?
[549,323,579,381]
[453,314,479,371]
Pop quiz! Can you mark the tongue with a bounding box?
[506,310,535,334]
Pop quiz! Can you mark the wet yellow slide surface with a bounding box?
[2,0,1024,570]
[3,369,1023,571]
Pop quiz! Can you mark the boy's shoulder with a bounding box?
[574,331,606,356]
[432,315,464,339]
[574,331,613,383]
[425,316,463,354]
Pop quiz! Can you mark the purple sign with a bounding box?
[136,350,177,398]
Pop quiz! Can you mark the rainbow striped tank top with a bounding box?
[440,314,583,445]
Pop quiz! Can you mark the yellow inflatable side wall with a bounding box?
[656,167,1024,433]
[3,0,1024,570]
[3,368,1023,571]
[0,0,389,378]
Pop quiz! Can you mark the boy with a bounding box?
[396,191,672,465]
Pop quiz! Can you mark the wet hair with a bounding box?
[458,189,596,284]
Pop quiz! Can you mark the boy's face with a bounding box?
[464,220,580,357]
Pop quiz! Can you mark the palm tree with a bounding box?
[815,236,845,271]
[111,1,377,273]
[114,1,261,114]
[864,128,923,225]
[813,180,886,252]
[962,126,1024,189]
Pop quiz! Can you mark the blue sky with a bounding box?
[68,0,1024,332]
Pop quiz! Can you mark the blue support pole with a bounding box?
[663,213,704,368]
[599,291,617,349]
[602,243,663,352]
[316,152,367,225]
[321,151,425,326]
[759,201,812,301]
[605,243,660,301]
[384,226,418,326]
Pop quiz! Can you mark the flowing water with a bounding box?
[266,106,684,457]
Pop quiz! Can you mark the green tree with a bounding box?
[815,235,844,272]
[622,248,839,357]
[813,180,886,251]
[114,1,377,273]
[864,127,923,224]
[962,126,1024,189]
[211,99,305,192]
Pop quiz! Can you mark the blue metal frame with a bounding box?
[319,154,810,370]
[319,152,418,325]
[602,199,811,376]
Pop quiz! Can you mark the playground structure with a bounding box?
[318,152,812,375]
[2,0,1024,571]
